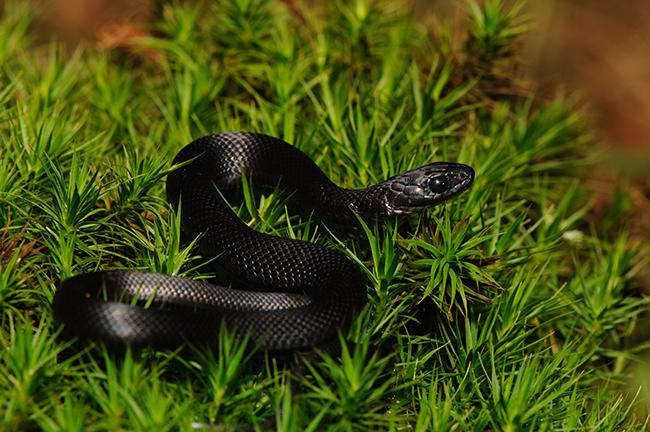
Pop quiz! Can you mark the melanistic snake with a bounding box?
[53,132,474,351]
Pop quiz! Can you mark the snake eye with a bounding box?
[427,176,448,194]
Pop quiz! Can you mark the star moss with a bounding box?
[0,0,647,430]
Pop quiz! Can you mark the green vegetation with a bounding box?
[0,0,647,430]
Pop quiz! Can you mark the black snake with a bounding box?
[53,132,474,351]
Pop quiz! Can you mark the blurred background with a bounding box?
[527,1,650,247]
[37,0,650,133]
[37,0,650,151]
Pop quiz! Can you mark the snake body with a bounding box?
[54,132,474,351]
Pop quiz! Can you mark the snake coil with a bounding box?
[54,132,474,351]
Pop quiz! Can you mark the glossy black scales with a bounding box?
[54,132,474,351]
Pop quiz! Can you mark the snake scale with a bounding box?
[53,132,474,351]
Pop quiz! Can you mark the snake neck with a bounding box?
[296,182,389,221]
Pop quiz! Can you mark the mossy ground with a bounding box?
[0,0,648,430]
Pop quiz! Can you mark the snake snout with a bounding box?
[447,163,475,194]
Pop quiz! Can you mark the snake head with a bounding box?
[383,162,475,214]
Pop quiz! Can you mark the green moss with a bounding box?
[0,0,646,429]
